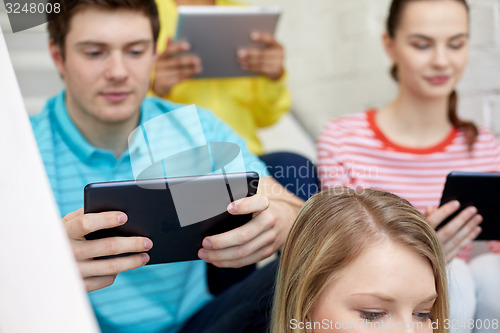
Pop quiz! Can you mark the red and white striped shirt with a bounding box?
[317,109,500,259]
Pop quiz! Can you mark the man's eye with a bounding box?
[360,311,386,321]
[128,49,145,56]
[414,312,433,322]
[85,50,103,58]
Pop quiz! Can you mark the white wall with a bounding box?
[0,2,63,114]
[459,0,500,136]
[247,0,396,137]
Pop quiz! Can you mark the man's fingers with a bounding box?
[79,253,150,278]
[199,227,277,263]
[209,244,276,269]
[226,194,270,216]
[426,200,460,229]
[84,275,117,292]
[62,207,84,221]
[64,211,127,239]
[73,236,153,260]
[203,204,275,250]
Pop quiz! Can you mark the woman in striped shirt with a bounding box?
[317,0,500,332]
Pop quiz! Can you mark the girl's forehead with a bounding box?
[396,0,468,35]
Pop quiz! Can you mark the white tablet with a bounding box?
[175,6,281,79]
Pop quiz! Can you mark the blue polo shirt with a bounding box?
[30,91,268,333]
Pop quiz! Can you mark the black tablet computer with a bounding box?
[84,172,259,264]
[439,171,500,241]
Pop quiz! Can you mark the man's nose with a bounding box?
[104,53,128,81]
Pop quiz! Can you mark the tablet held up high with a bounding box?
[175,6,281,78]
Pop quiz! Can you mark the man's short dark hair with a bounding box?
[47,0,160,58]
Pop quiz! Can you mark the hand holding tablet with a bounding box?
[427,200,482,263]
[236,31,284,81]
[152,38,203,96]
[84,172,259,265]
[174,6,282,78]
[438,172,500,241]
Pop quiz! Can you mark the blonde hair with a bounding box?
[271,188,448,333]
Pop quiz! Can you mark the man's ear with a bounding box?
[382,31,396,63]
[49,39,65,77]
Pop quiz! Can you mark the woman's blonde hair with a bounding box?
[271,188,448,333]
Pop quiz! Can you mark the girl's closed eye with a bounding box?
[412,42,430,50]
[448,42,465,50]
[414,312,434,322]
[359,311,386,321]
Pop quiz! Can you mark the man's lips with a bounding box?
[99,91,131,103]
[424,75,450,85]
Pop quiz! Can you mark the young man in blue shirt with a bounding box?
[31,1,303,332]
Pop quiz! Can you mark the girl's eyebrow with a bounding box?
[351,292,395,302]
[407,33,469,41]
[351,292,438,304]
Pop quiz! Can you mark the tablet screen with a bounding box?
[175,6,281,78]
[439,171,500,241]
[84,172,259,264]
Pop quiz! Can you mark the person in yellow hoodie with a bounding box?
[151,0,291,155]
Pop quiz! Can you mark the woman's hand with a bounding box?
[425,200,482,263]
